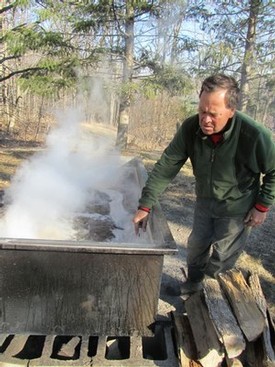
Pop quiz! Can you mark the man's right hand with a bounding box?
[132,209,149,235]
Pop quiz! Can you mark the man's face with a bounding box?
[198,89,235,135]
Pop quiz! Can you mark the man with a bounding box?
[132,74,275,295]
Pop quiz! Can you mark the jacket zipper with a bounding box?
[210,149,215,163]
[210,148,215,196]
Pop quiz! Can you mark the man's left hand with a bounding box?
[244,207,267,227]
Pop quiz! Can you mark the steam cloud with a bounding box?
[0,107,142,242]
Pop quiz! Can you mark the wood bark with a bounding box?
[171,312,198,366]
[185,291,224,367]
[203,278,246,358]
[116,2,134,149]
[248,273,275,364]
[218,269,265,342]
[239,0,261,111]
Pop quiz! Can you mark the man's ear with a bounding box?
[229,108,236,118]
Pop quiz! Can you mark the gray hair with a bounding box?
[200,74,240,109]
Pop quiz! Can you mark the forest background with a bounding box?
[1,0,274,149]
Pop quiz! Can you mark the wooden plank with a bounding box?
[248,273,275,364]
[203,278,246,358]
[171,312,197,366]
[185,292,224,367]
[218,269,265,342]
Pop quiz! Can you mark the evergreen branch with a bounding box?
[0,67,44,82]
[0,2,16,15]
[0,55,21,64]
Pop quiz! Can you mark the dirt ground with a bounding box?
[137,152,275,322]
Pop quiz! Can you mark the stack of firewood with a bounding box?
[172,269,275,367]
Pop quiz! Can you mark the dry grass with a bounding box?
[0,148,40,189]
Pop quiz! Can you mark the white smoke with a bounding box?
[0,107,128,240]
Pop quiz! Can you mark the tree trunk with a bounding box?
[116,2,134,150]
[239,0,261,112]
[171,8,186,65]
[0,2,7,132]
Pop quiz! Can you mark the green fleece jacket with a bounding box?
[139,111,275,217]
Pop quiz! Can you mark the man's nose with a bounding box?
[203,114,212,123]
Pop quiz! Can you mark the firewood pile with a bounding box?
[172,269,275,367]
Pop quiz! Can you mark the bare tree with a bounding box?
[239,0,261,111]
[115,1,134,149]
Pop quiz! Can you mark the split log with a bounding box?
[203,278,246,358]
[171,312,198,366]
[248,273,275,364]
[218,269,265,342]
[185,291,224,367]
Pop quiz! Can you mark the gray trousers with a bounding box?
[187,200,251,282]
